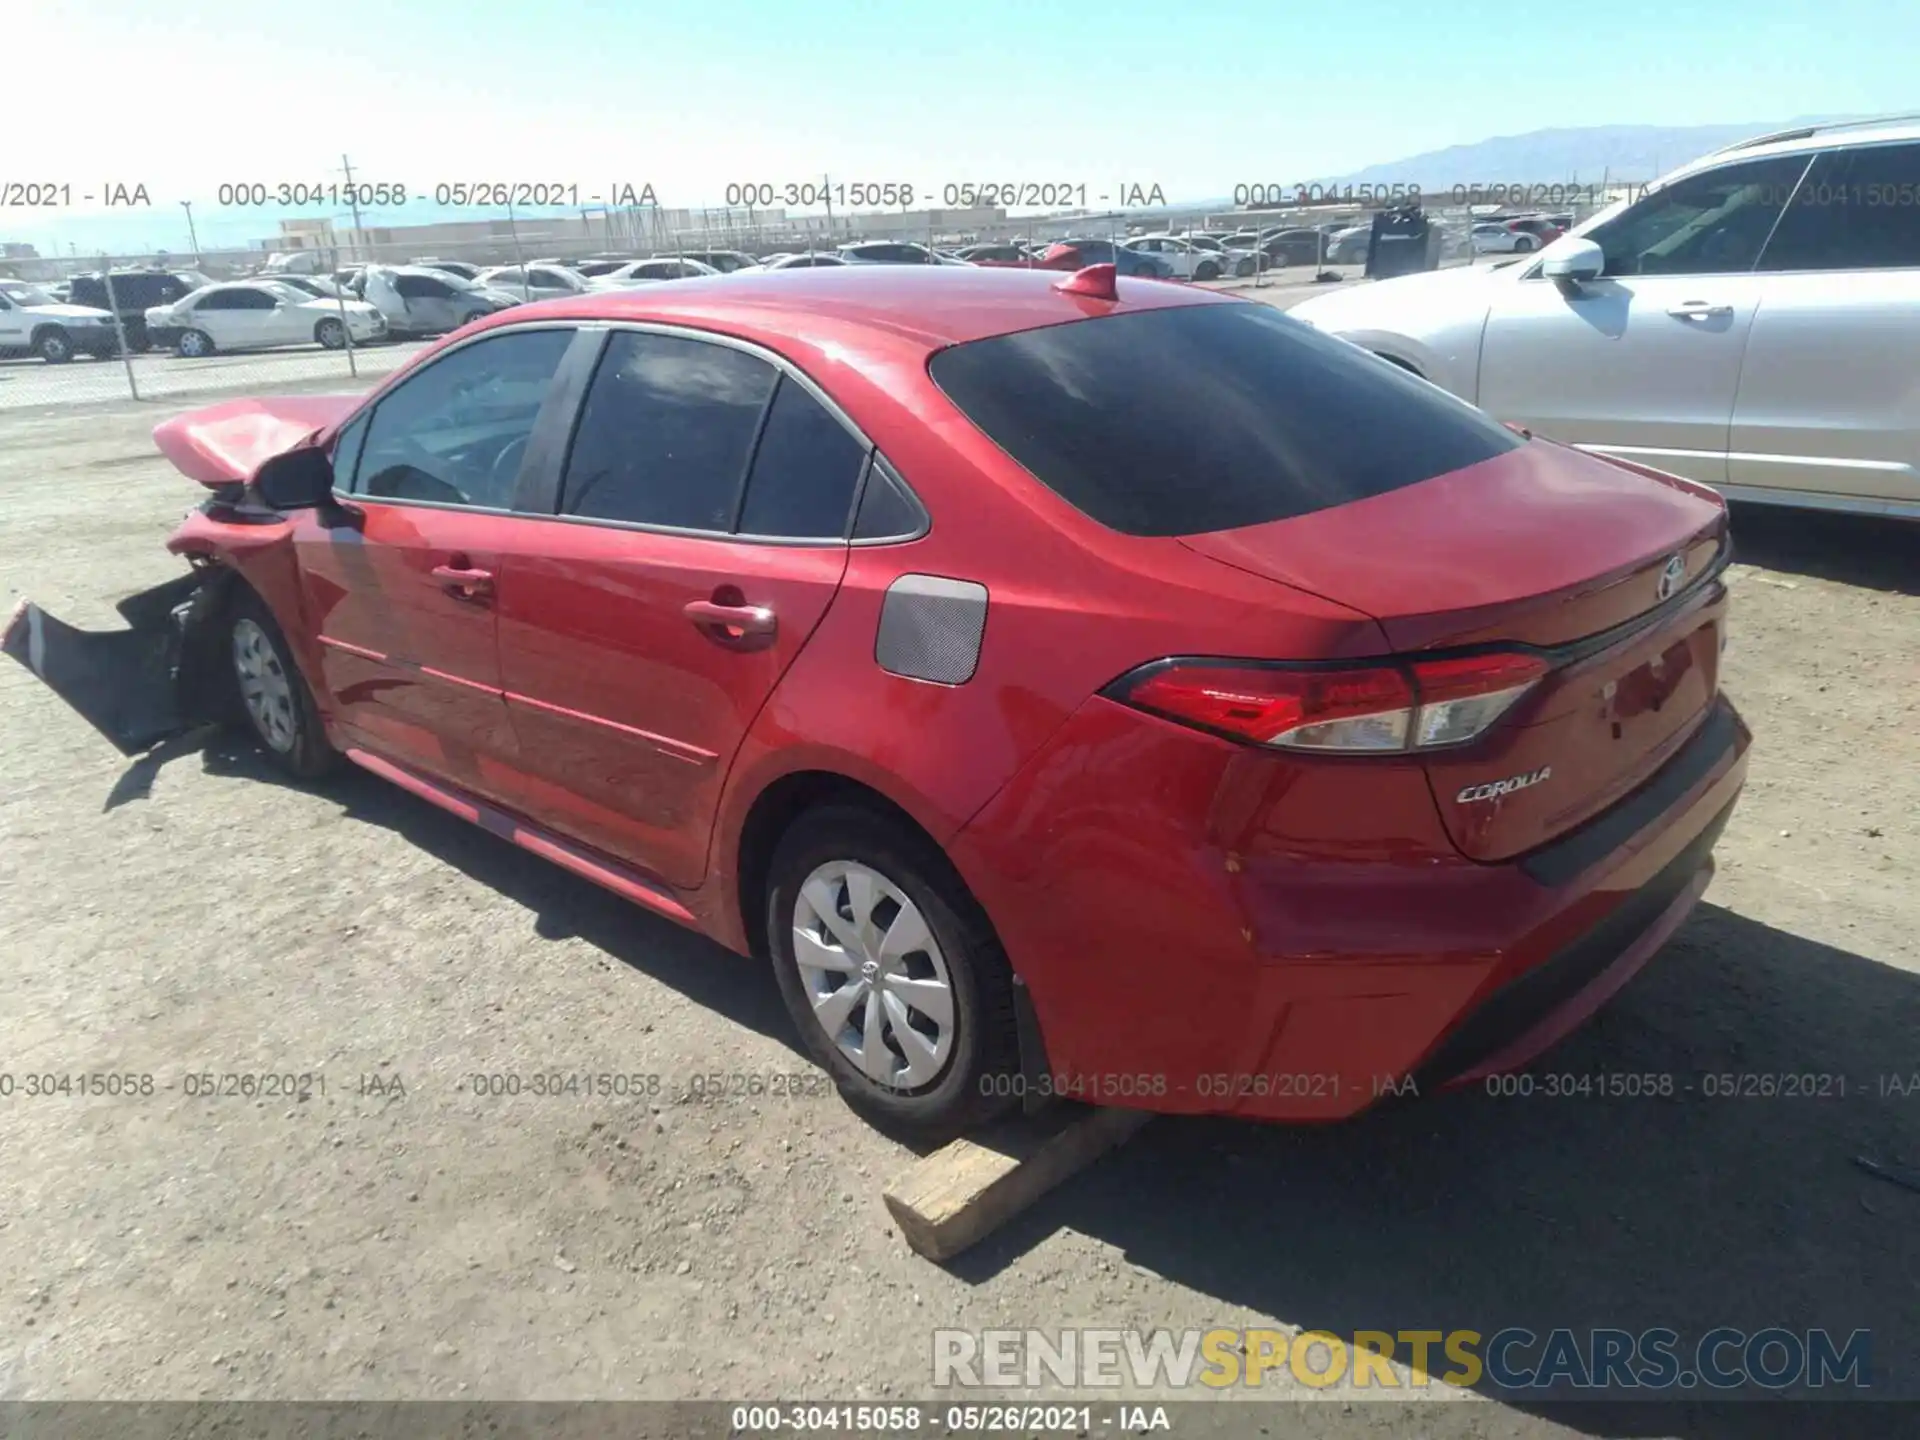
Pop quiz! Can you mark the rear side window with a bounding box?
[929,302,1523,537]
[1757,143,1920,271]
[736,376,868,538]
[559,331,777,529]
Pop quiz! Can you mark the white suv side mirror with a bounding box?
[1539,236,1604,283]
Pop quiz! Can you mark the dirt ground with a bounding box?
[0,362,1916,1440]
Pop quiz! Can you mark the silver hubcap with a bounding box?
[232,618,297,753]
[793,861,955,1090]
[183,333,207,356]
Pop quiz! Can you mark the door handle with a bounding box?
[1667,301,1733,320]
[684,598,777,647]
[431,562,495,601]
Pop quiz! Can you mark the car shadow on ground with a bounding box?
[1730,505,1920,596]
[940,899,1920,1434]
[158,728,807,1053]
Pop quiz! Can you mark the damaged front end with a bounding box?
[3,565,237,756]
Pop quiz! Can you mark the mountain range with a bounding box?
[1319,116,1866,188]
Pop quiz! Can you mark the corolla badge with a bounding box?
[1656,553,1687,602]
[1456,766,1552,804]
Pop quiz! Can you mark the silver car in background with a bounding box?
[1290,115,1920,519]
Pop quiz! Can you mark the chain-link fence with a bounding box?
[0,187,1620,411]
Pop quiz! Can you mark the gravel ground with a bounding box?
[0,374,1915,1439]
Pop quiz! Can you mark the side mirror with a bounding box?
[254,445,354,525]
[1539,236,1604,286]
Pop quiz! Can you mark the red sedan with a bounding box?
[5,264,1748,1138]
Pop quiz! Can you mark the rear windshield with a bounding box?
[929,302,1522,536]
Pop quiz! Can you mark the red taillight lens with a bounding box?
[1120,663,1414,750]
[1111,652,1549,753]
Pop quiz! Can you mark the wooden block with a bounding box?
[883,1105,1152,1262]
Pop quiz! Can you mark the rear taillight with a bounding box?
[1109,652,1550,754]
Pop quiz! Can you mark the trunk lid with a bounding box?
[1180,442,1730,862]
[152,395,359,489]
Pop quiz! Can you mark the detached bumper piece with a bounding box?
[2,571,228,755]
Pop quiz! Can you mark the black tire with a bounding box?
[176,329,214,358]
[34,327,74,364]
[1235,257,1256,278]
[225,587,337,780]
[766,804,1020,1140]
[315,317,347,350]
[1194,260,1221,282]
[1514,236,1535,252]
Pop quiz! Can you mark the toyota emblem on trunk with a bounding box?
[1657,554,1687,602]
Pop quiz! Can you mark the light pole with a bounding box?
[180,201,201,260]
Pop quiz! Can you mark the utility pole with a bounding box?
[340,154,367,263]
[180,201,200,259]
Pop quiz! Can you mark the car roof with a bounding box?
[457,262,1229,352]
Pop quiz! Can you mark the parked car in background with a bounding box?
[593,258,721,287]
[1124,235,1229,280]
[1472,220,1545,254]
[9,266,1749,1141]
[409,259,483,281]
[737,253,849,272]
[572,256,646,278]
[1290,115,1920,518]
[837,242,967,266]
[957,243,1035,264]
[1326,225,1374,264]
[1036,239,1175,278]
[146,281,386,357]
[675,250,761,274]
[475,264,594,300]
[358,266,521,336]
[1184,234,1269,277]
[265,274,352,301]
[1258,228,1329,266]
[66,269,201,352]
[0,280,123,362]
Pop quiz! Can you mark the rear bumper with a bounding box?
[950,694,1750,1121]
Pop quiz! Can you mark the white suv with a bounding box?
[1290,116,1920,519]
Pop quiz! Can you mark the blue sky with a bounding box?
[9,0,1916,252]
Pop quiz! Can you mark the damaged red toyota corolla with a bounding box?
[4,264,1749,1137]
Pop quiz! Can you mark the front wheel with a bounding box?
[1513,236,1535,252]
[315,317,347,349]
[1194,260,1221,282]
[766,805,1020,1140]
[228,589,337,779]
[176,328,214,358]
[35,328,73,364]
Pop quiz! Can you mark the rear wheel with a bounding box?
[315,317,347,350]
[227,588,336,779]
[1195,260,1221,282]
[1514,236,1536,252]
[176,328,214,358]
[34,327,73,364]
[766,805,1020,1140]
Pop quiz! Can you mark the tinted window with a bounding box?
[232,289,278,310]
[560,332,777,529]
[196,290,242,311]
[395,274,454,299]
[356,328,572,507]
[1589,154,1809,276]
[737,377,868,538]
[1757,144,1920,271]
[929,302,1523,537]
[852,455,925,540]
